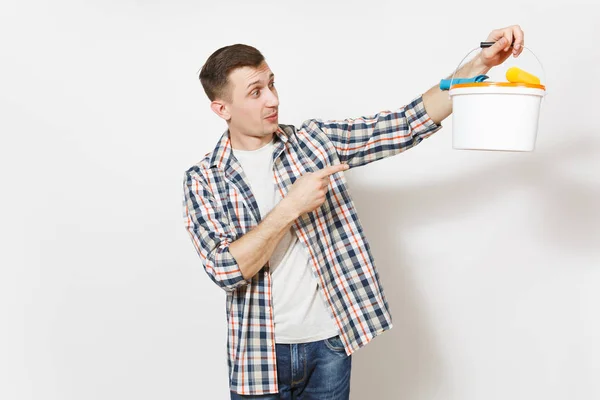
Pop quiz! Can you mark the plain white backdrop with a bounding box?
[1,1,599,399]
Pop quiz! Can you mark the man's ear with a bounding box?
[210,100,231,121]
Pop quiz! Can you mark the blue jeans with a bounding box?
[230,335,352,399]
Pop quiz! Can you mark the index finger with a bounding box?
[316,164,350,177]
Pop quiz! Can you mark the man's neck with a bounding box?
[229,129,275,151]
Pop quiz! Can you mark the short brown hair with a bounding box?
[199,44,265,102]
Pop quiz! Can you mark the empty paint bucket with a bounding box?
[448,47,546,152]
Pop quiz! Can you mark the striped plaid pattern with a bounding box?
[182,95,441,395]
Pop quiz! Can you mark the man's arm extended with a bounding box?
[301,25,525,169]
[422,55,491,125]
[423,27,525,124]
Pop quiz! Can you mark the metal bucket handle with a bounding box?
[448,43,546,97]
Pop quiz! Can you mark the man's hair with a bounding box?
[199,44,265,102]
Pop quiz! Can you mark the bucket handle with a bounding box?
[448,45,547,97]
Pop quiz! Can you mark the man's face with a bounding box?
[222,62,279,138]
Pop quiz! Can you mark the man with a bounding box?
[183,25,524,399]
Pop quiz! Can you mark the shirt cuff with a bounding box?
[406,95,443,138]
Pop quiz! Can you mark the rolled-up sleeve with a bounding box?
[305,94,442,168]
[182,169,250,292]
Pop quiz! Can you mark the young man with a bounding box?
[183,25,524,399]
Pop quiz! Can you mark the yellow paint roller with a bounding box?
[506,67,541,85]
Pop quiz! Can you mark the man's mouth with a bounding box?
[265,112,278,120]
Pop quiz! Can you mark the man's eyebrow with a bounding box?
[246,73,275,89]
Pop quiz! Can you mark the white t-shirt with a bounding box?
[232,137,339,343]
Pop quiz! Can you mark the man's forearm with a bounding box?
[422,55,491,125]
[229,200,299,281]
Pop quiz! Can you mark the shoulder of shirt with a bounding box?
[183,151,214,183]
[283,120,327,139]
[183,120,328,180]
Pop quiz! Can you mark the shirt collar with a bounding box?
[209,125,291,170]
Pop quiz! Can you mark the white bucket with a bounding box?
[449,84,546,151]
[448,47,546,152]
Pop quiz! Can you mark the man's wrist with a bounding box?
[467,54,492,76]
[275,198,300,224]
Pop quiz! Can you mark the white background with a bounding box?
[2,1,599,399]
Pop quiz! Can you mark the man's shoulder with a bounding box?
[183,151,215,182]
[281,119,326,139]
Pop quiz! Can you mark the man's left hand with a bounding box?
[478,25,525,69]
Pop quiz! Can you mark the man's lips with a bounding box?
[265,112,278,119]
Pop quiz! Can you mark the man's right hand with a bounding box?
[281,164,350,217]
[226,163,349,282]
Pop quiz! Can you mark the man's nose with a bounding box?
[265,89,279,107]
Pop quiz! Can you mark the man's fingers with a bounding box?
[482,25,525,60]
[512,26,524,56]
[489,36,508,55]
[503,30,514,51]
[317,164,350,177]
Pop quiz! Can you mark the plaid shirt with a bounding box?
[182,95,442,395]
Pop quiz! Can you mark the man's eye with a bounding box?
[252,89,260,96]
[269,81,275,88]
